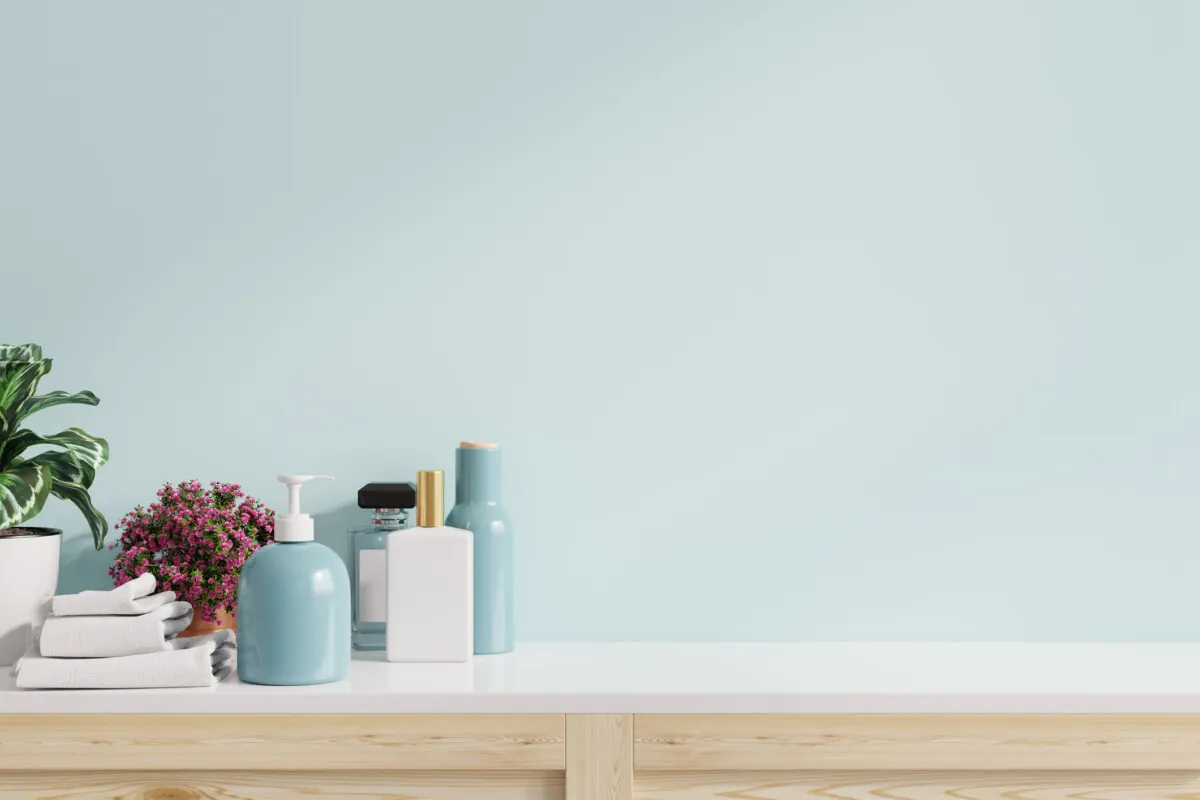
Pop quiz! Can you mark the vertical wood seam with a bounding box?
[567,714,632,800]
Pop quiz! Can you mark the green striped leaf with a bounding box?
[0,344,108,547]
[0,357,51,411]
[0,463,51,530]
[48,475,108,550]
[0,344,43,362]
[1,427,109,474]
[13,390,99,429]
[22,450,97,491]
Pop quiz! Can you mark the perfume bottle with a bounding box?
[349,482,416,651]
[386,470,473,662]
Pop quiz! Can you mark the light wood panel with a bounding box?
[567,714,632,800]
[634,770,1200,799]
[0,770,563,800]
[0,714,566,771]
[635,715,1200,771]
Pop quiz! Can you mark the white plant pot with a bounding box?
[0,528,60,666]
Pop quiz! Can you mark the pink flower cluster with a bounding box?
[109,480,275,622]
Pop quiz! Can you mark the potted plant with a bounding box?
[0,343,109,665]
[110,480,275,636]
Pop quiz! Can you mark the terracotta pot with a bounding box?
[179,608,237,638]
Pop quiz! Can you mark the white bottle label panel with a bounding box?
[359,549,387,623]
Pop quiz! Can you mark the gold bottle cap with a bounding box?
[416,470,444,527]
[459,441,498,449]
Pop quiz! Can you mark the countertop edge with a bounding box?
[5,692,1200,714]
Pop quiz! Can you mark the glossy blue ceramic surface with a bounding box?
[446,445,513,654]
[237,541,351,685]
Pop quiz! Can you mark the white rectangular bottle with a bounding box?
[386,469,473,662]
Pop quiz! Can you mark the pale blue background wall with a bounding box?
[3,1,1198,640]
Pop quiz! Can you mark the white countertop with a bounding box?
[3,643,1200,714]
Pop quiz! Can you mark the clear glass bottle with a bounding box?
[349,482,415,651]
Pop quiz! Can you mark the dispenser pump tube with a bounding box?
[275,474,334,542]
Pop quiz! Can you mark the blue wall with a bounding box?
[4,1,1198,640]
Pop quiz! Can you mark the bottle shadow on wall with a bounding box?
[55,506,366,597]
[313,503,365,574]
[57,533,115,594]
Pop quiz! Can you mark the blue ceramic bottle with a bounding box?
[238,475,350,685]
[446,442,513,654]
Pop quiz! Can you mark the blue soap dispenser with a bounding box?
[238,474,351,685]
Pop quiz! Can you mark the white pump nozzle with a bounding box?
[275,474,334,542]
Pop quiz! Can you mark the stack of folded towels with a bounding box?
[13,572,236,690]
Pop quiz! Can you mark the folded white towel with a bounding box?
[51,573,176,617]
[38,601,194,658]
[175,629,236,654]
[14,634,236,689]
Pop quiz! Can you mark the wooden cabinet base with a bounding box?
[0,771,563,800]
[632,715,1200,800]
[635,770,1200,800]
[3,714,1199,799]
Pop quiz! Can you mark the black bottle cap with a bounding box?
[357,482,417,510]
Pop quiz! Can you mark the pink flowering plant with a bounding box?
[109,480,275,622]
